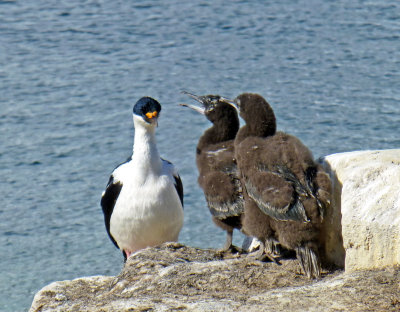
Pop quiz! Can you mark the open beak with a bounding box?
[180,90,238,113]
[179,91,206,115]
[179,103,205,115]
[181,90,206,103]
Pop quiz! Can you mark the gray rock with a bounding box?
[30,243,400,311]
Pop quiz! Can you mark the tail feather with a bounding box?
[296,245,321,279]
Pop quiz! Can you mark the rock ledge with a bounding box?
[30,243,399,312]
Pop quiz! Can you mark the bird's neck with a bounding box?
[131,117,162,172]
[198,122,238,151]
[248,120,276,137]
[235,113,276,144]
[234,122,276,146]
[237,100,277,140]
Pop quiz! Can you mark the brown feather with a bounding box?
[234,93,332,278]
[183,94,244,250]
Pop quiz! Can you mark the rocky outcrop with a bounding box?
[30,243,399,312]
[30,149,400,311]
[322,149,400,271]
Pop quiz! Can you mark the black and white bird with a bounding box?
[101,97,184,261]
[233,93,332,278]
[180,91,244,251]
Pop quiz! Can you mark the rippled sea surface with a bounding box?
[1,1,399,310]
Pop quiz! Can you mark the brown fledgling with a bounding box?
[180,91,244,251]
[234,93,332,278]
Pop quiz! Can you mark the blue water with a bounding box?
[1,1,399,311]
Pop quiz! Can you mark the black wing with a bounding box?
[161,158,184,209]
[173,173,184,208]
[100,175,122,249]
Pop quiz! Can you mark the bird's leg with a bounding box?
[264,238,281,264]
[265,237,282,257]
[218,229,233,252]
[248,239,280,264]
[217,229,245,254]
[124,250,132,261]
[248,239,265,259]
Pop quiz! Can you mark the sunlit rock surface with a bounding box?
[322,149,400,271]
[30,243,399,312]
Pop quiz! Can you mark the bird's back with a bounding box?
[236,131,315,181]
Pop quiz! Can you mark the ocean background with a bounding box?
[1,0,399,310]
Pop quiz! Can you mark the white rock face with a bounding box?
[322,149,400,272]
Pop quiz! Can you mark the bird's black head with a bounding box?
[203,95,238,125]
[133,97,162,124]
[235,93,276,136]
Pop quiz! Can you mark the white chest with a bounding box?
[110,163,183,253]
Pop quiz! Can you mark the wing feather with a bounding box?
[244,166,310,222]
[100,175,122,249]
[173,173,184,208]
[161,158,184,208]
[203,172,244,219]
